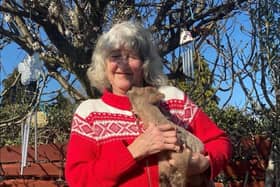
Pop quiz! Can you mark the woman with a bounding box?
[65,21,232,187]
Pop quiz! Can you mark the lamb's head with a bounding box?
[127,86,165,107]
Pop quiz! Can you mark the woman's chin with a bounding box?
[112,80,143,94]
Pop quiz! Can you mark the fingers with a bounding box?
[158,124,178,150]
[187,152,210,175]
[132,122,181,158]
[158,124,176,131]
[162,136,177,144]
[163,142,180,152]
[144,123,179,151]
[160,126,179,151]
[162,130,177,139]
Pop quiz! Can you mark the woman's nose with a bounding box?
[119,55,129,63]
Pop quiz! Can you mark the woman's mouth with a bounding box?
[116,72,131,75]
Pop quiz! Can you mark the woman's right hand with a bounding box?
[127,123,179,160]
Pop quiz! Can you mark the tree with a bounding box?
[1,70,37,106]
[202,0,280,185]
[2,1,278,183]
[0,0,248,96]
[0,0,249,124]
[239,1,280,186]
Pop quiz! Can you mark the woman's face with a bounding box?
[106,48,144,96]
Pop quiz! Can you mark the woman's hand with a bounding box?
[187,152,210,176]
[128,123,179,160]
[168,150,210,176]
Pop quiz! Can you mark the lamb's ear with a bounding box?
[145,86,157,93]
[155,92,165,101]
[131,86,144,95]
[147,91,165,104]
[127,89,135,101]
[150,87,165,100]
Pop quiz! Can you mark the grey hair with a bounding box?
[87,21,168,92]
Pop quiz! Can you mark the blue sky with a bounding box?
[0,42,62,102]
[0,41,247,108]
[0,42,23,75]
[0,13,252,108]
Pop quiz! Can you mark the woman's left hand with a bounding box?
[168,150,210,176]
[187,152,210,176]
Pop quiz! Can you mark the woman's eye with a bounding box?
[129,54,140,59]
[108,51,140,61]
[109,54,122,60]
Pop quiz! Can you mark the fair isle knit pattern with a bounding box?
[71,113,142,142]
[158,86,198,129]
[71,86,198,143]
[65,85,231,187]
[71,99,143,143]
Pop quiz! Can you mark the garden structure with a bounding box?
[0,135,273,187]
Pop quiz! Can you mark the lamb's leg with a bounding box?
[159,162,172,187]
[168,149,192,187]
[158,149,192,187]
[175,125,204,153]
[158,124,203,187]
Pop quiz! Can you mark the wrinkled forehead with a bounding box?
[105,40,140,55]
[102,33,145,59]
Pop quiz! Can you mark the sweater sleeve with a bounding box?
[190,108,232,178]
[65,115,137,187]
[159,86,232,178]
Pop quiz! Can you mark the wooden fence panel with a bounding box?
[0,179,67,187]
[0,137,272,187]
[0,144,66,163]
[0,143,67,187]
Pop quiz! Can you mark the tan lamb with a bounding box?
[127,86,210,187]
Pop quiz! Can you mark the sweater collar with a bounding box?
[101,89,132,110]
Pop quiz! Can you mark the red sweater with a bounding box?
[65,86,232,187]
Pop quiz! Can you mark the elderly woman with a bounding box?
[65,21,232,187]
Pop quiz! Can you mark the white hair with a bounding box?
[87,21,167,92]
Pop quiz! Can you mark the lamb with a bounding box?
[127,86,209,187]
